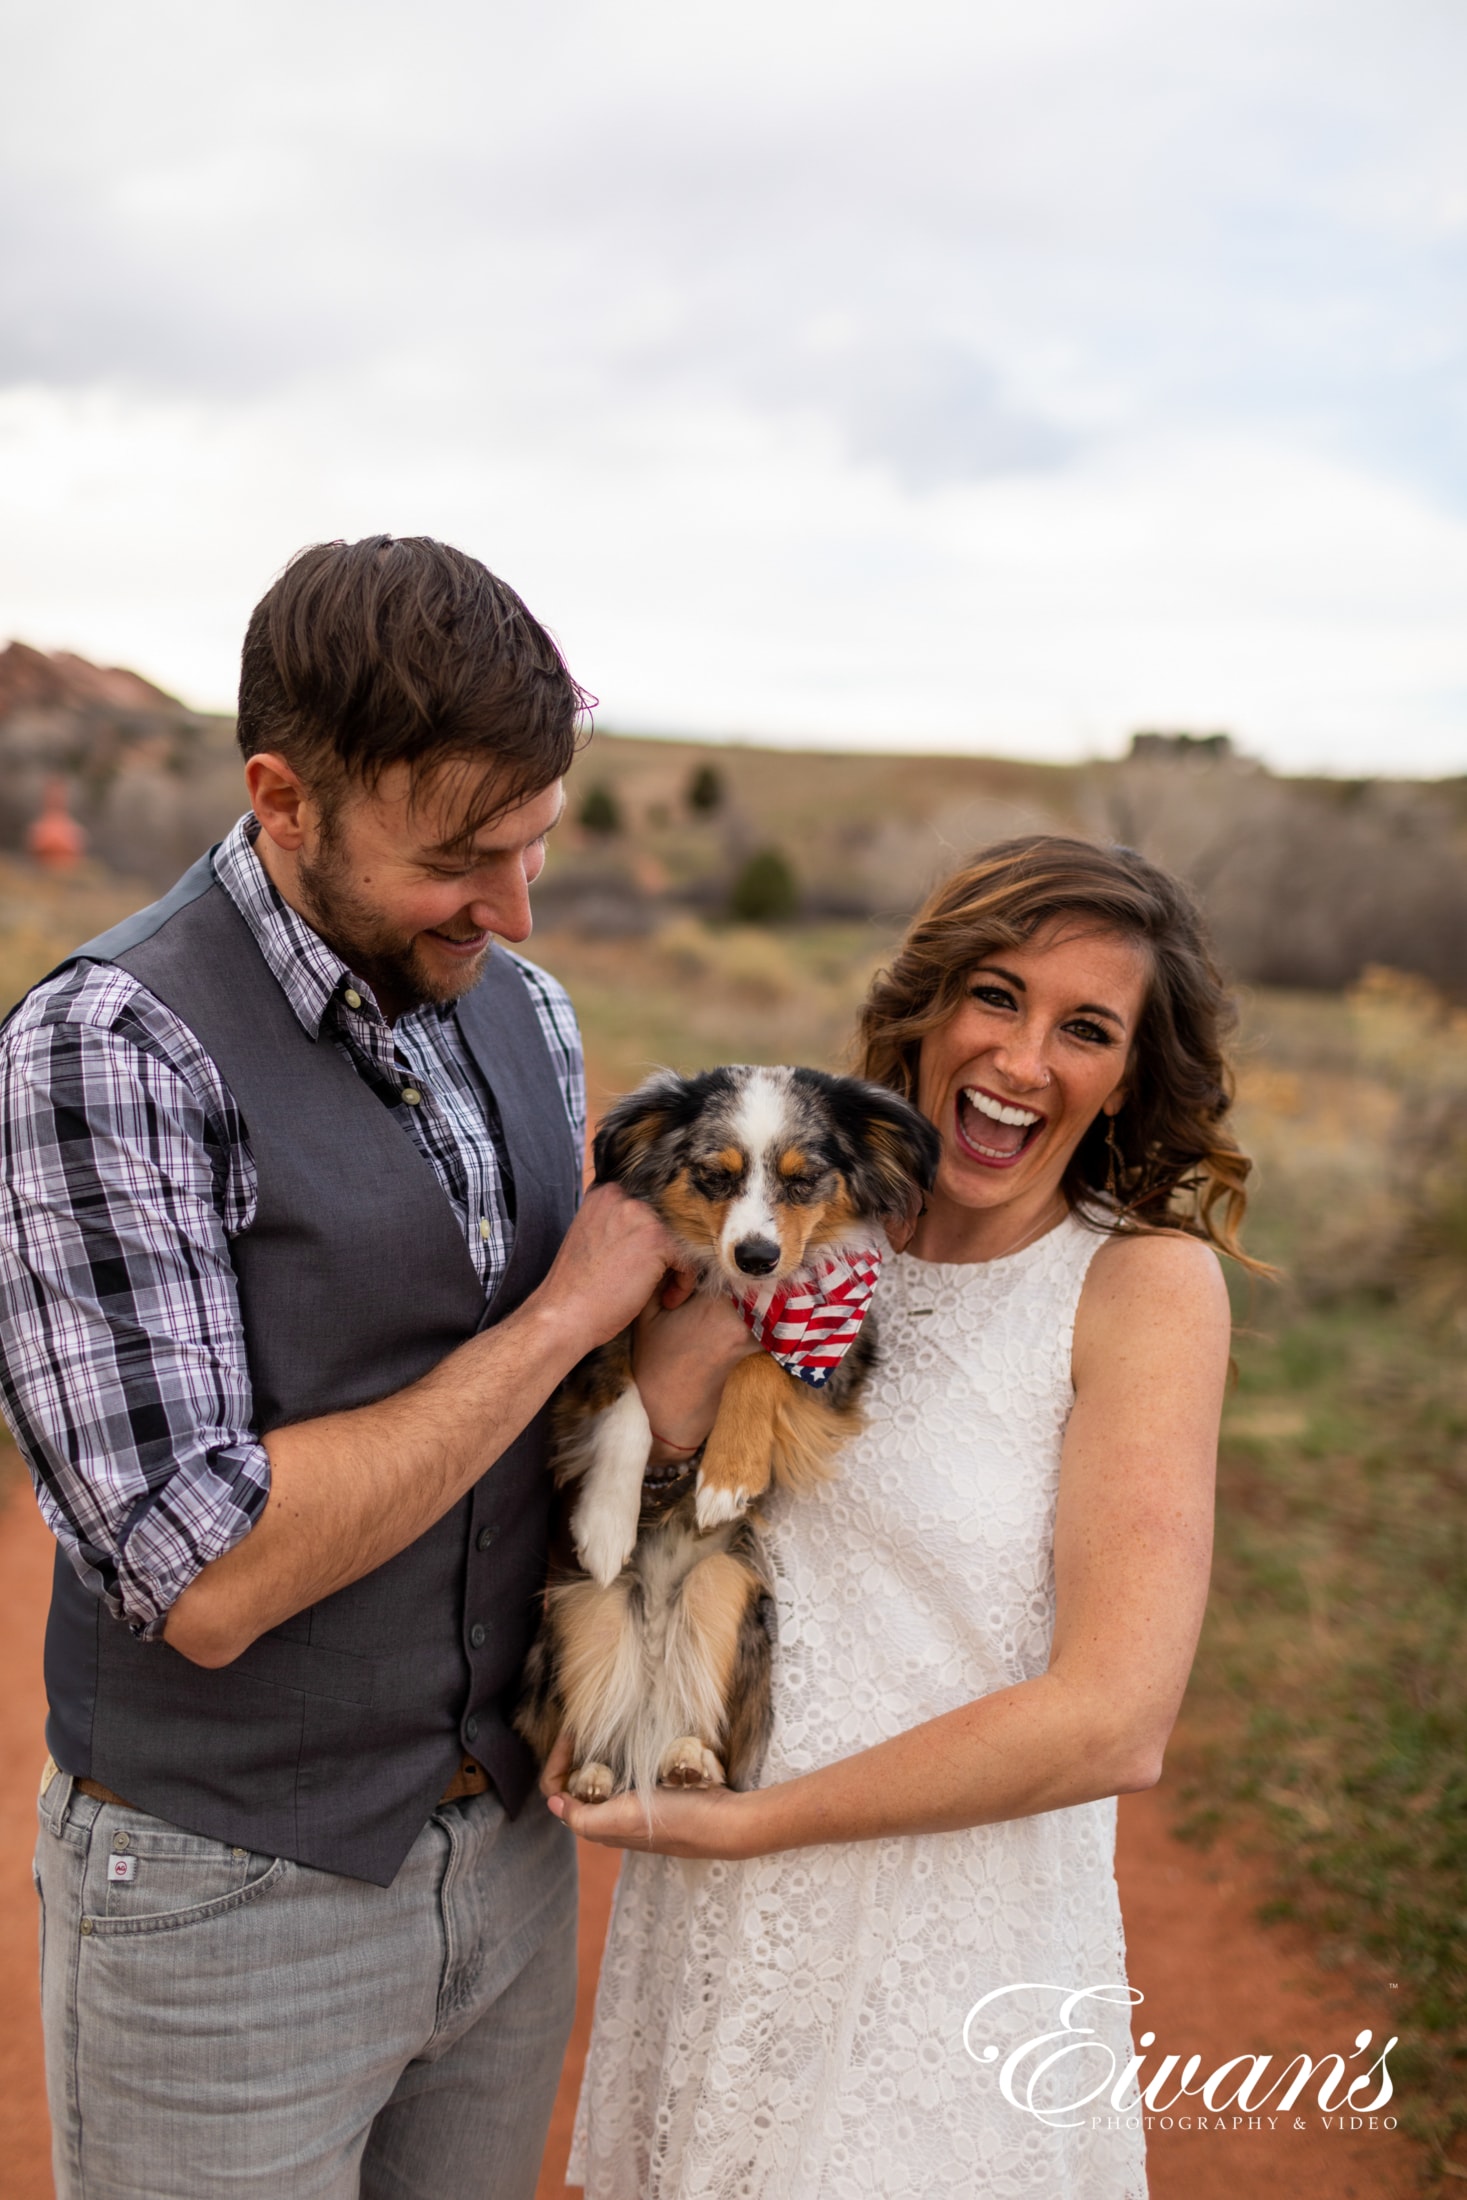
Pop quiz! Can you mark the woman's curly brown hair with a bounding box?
[855,834,1263,1269]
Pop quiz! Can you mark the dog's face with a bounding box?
[594,1065,942,1286]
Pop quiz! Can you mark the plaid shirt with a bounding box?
[0,815,584,1639]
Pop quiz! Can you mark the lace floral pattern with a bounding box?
[571,1215,1147,2198]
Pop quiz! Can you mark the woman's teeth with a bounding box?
[963,1089,1042,1129]
[956,1087,1044,1162]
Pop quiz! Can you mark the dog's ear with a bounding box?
[820,1077,943,1232]
[592,1071,698,1195]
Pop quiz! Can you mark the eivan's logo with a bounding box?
[962,1984,1398,2131]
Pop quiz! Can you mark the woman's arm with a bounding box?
[548,1228,1230,1857]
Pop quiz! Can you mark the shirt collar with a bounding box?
[213,814,368,1044]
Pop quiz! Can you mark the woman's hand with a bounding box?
[632,1274,760,1457]
[538,1727,576,1799]
[546,1779,768,1860]
[539,1721,771,1858]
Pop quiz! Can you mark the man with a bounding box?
[0,537,743,2198]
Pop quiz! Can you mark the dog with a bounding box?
[515,1064,940,1803]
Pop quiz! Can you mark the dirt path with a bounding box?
[0,1480,54,2200]
[0,1485,1421,2199]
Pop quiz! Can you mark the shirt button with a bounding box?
[343,988,362,1010]
[469,1623,486,1649]
[478,1216,490,1240]
[476,1527,494,1552]
[464,1715,480,1742]
[401,1087,422,1106]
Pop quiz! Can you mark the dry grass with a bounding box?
[531,916,900,1108]
[0,855,150,1017]
[1177,971,1467,2184]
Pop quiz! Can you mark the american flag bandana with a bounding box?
[734,1245,886,1388]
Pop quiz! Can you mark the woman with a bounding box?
[550,836,1254,2199]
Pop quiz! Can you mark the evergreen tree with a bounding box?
[729,847,798,925]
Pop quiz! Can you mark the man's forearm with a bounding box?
[164,1294,584,1667]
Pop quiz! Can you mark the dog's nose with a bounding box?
[733,1236,781,1276]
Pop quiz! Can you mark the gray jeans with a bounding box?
[35,1763,577,2199]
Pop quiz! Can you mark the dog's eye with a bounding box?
[780,1175,822,1205]
[690,1167,741,1200]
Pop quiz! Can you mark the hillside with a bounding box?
[553,730,1467,991]
[2,645,1464,990]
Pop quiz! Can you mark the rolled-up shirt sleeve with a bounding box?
[0,966,268,1639]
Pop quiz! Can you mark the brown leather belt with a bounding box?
[75,1777,133,1808]
[76,1758,493,1813]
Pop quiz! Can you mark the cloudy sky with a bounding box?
[2,0,1464,772]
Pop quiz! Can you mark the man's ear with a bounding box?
[245,752,314,854]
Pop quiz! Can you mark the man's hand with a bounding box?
[531,1182,684,1351]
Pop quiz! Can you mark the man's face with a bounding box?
[292,762,564,1020]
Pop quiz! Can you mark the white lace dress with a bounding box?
[569,1213,1148,2199]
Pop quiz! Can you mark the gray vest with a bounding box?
[38,850,579,1883]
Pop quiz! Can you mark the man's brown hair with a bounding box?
[237,536,591,838]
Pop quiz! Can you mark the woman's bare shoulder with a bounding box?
[1077,1225,1230,1350]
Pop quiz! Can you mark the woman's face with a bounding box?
[915,918,1149,1225]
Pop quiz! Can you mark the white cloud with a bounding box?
[1,0,1464,772]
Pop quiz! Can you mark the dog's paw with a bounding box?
[694,1474,750,1532]
[568,1761,616,1804]
[658,1737,726,1789]
[572,1490,638,1586]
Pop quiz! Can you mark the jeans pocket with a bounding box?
[83,1805,290,1935]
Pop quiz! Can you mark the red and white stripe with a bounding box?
[734,1245,886,1388]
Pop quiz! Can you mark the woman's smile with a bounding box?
[953,1084,1048,1167]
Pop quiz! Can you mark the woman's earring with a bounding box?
[1104,1114,1122,1202]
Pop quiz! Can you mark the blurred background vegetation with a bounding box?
[2,642,1465,2176]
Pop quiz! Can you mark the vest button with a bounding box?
[469,1623,486,1649]
[464,1715,480,1742]
[476,1527,494,1551]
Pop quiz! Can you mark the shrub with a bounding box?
[729,847,798,926]
[687,762,724,814]
[578,782,622,836]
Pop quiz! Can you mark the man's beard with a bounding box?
[295,833,490,1017]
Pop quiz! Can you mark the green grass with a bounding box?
[1176,1283,1467,2174]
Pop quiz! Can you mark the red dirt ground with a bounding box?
[0,1482,1421,2199]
